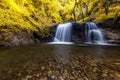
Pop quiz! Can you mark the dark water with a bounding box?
[0,44,120,69]
[0,44,120,79]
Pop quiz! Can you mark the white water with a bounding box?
[54,23,72,42]
[51,22,107,45]
[85,22,106,44]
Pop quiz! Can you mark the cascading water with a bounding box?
[49,22,107,45]
[85,22,105,44]
[54,23,72,42]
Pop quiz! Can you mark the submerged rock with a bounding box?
[0,55,120,80]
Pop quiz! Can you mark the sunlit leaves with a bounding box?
[0,0,119,34]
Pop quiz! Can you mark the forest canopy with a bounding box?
[0,0,120,33]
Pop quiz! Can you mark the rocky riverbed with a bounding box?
[0,55,120,80]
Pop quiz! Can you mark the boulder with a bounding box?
[0,32,35,47]
[101,29,120,44]
[71,22,86,43]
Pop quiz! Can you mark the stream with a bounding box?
[0,44,120,79]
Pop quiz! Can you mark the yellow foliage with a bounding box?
[94,13,116,22]
[93,4,120,22]
[0,0,120,34]
[0,0,62,34]
[0,8,36,32]
[1,0,29,15]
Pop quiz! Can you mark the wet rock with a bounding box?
[101,29,120,44]
[0,32,35,47]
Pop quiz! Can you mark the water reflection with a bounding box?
[53,45,71,62]
[93,46,106,58]
[85,46,105,58]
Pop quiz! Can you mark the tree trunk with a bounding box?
[73,3,77,22]
[80,5,84,22]
[105,6,109,15]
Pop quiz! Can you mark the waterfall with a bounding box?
[85,22,105,44]
[50,22,107,45]
[54,23,72,42]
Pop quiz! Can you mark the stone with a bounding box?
[41,66,45,70]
